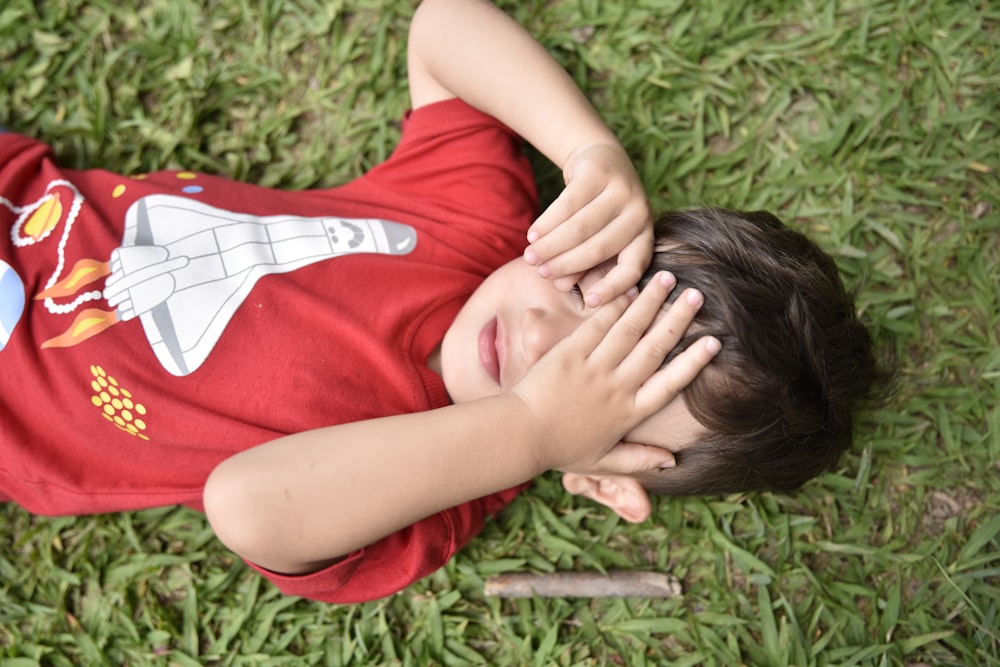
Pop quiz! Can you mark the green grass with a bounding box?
[2,0,998,664]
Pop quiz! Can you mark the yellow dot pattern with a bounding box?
[89,365,150,440]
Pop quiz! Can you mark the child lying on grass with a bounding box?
[0,0,882,603]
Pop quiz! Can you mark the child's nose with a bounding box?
[520,308,567,368]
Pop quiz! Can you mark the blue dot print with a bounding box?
[0,260,26,351]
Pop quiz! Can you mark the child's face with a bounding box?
[440,258,704,457]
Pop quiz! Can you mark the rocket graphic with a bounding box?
[103,194,417,376]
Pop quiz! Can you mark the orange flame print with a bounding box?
[41,308,119,349]
[35,258,111,300]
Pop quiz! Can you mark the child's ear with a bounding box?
[561,473,652,523]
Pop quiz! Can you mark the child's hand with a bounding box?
[523,143,653,308]
[509,272,720,473]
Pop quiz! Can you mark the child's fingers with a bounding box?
[635,335,721,414]
[617,285,705,383]
[578,233,652,306]
[525,174,602,248]
[552,272,585,293]
[525,210,635,278]
[567,290,635,355]
[526,194,623,269]
[577,441,677,476]
[589,271,678,367]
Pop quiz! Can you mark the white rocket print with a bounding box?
[104,194,416,376]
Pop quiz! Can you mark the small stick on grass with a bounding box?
[484,571,681,598]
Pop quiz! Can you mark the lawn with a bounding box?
[1,0,998,665]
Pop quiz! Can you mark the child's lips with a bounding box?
[478,316,501,385]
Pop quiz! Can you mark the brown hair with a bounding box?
[638,208,890,495]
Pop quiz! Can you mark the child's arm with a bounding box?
[204,279,718,575]
[407,0,651,306]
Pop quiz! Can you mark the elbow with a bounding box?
[203,459,263,563]
[204,458,293,569]
[203,458,340,575]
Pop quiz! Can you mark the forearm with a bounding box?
[205,275,717,575]
[408,0,620,168]
[204,394,543,574]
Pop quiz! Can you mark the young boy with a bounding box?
[0,0,879,604]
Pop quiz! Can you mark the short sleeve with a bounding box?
[0,132,55,196]
[357,98,538,239]
[245,484,525,603]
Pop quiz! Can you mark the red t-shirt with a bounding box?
[0,99,537,602]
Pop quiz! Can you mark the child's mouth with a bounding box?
[478,317,501,385]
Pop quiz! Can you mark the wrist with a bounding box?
[561,142,639,188]
[561,139,625,171]
[499,389,561,474]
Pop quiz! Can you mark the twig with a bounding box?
[483,571,682,598]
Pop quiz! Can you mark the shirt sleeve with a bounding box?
[244,484,525,604]
[339,99,538,265]
[0,132,56,196]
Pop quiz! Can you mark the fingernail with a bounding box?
[625,286,639,299]
[527,230,539,243]
[705,336,721,354]
[537,264,551,278]
[585,293,601,307]
[659,459,676,469]
[685,288,703,306]
[524,248,538,265]
[658,271,675,288]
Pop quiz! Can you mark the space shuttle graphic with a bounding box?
[103,194,417,376]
